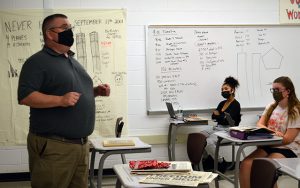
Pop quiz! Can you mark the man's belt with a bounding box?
[31,132,87,145]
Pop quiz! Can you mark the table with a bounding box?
[168,118,209,161]
[113,164,209,188]
[89,137,151,188]
[213,131,283,188]
[274,158,300,188]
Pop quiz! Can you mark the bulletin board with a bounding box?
[0,9,127,145]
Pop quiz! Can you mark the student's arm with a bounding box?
[257,115,284,137]
[20,91,81,108]
[212,102,223,120]
[282,128,300,145]
[229,101,241,126]
[257,115,267,128]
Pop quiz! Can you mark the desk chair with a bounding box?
[115,117,126,163]
[187,133,207,171]
[250,158,281,188]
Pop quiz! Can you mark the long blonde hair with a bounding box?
[264,76,300,125]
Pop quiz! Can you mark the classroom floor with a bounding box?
[0,173,297,188]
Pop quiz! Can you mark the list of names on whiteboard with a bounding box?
[150,28,224,104]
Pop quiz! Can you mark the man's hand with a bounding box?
[61,92,81,107]
[95,84,110,96]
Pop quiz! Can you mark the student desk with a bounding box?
[113,164,209,188]
[168,118,209,161]
[274,158,300,188]
[89,137,151,188]
[213,131,283,188]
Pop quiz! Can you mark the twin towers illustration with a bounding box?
[76,31,102,73]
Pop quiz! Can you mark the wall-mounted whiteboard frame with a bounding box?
[146,25,300,114]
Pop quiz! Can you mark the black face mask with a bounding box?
[57,29,74,47]
[221,91,231,99]
[273,91,284,103]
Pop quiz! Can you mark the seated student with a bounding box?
[202,76,241,171]
[239,76,300,188]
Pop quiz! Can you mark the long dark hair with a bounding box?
[264,76,300,125]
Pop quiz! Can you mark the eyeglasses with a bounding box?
[270,88,286,93]
[48,25,74,31]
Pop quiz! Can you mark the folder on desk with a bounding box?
[229,126,274,140]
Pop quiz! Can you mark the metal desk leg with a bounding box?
[167,123,173,161]
[97,152,112,188]
[116,178,121,188]
[234,143,252,188]
[121,154,126,164]
[214,137,223,188]
[89,150,96,188]
[171,125,179,161]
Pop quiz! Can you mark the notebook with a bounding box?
[165,102,203,121]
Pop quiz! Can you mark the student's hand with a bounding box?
[274,131,284,137]
[61,92,81,107]
[213,110,220,116]
[96,84,110,96]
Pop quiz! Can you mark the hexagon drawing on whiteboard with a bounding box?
[262,48,283,69]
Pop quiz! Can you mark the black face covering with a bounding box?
[221,91,231,99]
[57,29,74,47]
[273,91,284,103]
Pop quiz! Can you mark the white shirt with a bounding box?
[263,103,300,157]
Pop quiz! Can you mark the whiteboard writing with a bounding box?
[146,25,300,112]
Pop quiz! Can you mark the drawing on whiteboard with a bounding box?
[90,31,101,73]
[76,32,88,70]
[262,48,283,70]
[237,47,283,106]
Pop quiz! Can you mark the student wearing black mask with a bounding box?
[18,14,110,188]
[212,76,241,126]
[240,76,300,188]
[202,76,241,172]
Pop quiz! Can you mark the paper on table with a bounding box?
[139,171,218,186]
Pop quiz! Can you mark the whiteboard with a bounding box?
[146,25,300,112]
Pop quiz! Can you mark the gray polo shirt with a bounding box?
[18,46,95,138]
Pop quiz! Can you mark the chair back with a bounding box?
[187,133,207,165]
[115,117,124,138]
[250,158,281,188]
